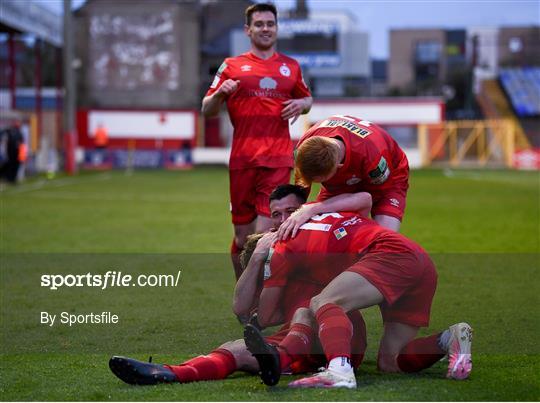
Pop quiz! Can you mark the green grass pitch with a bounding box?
[1,167,539,401]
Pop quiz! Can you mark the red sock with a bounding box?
[230,239,244,280]
[397,333,446,372]
[315,303,353,362]
[166,349,237,383]
[348,310,367,369]
[278,323,315,369]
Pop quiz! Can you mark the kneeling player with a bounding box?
[108,186,371,385]
[242,211,472,388]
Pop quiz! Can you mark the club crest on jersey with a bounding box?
[279,64,291,77]
[369,156,390,184]
[346,175,361,185]
[260,77,277,89]
[241,64,252,72]
[334,227,348,240]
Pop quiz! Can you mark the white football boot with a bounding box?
[445,322,473,380]
[288,367,357,389]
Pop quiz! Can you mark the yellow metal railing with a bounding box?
[418,119,519,167]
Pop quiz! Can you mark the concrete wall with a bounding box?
[388,29,445,91]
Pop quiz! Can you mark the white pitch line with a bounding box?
[1,173,112,195]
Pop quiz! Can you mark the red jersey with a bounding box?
[264,212,424,288]
[297,115,409,199]
[206,52,311,169]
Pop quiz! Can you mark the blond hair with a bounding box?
[295,136,340,185]
[239,233,266,271]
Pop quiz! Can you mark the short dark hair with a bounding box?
[245,3,277,26]
[269,184,308,204]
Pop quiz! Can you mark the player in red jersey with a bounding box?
[201,3,312,280]
[279,115,409,240]
[243,212,472,388]
[108,186,370,386]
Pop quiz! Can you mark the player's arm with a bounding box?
[232,232,276,318]
[281,96,312,124]
[201,79,240,117]
[257,287,285,328]
[277,192,373,240]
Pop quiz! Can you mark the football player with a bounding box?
[242,211,473,388]
[201,3,312,280]
[109,186,371,385]
[278,114,409,240]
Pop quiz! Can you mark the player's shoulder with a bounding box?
[222,53,250,67]
[275,52,301,66]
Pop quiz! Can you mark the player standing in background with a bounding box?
[278,115,409,239]
[201,3,312,280]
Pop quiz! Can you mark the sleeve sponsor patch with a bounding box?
[210,75,221,89]
[369,156,390,184]
[217,61,228,74]
[263,247,274,280]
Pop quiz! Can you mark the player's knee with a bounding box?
[377,351,400,373]
[291,307,316,327]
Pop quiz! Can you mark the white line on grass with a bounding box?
[1,173,112,195]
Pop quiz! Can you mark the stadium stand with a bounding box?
[499,67,540,117]
[476,75,534,149]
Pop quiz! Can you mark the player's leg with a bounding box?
[230,168,258,280]
[165,339,250,383]
[381,322,473,380]
[373,214,401,231]
[310,272,383,365]
[244,307,316,386]
[254,166,291,233]
[289,272,384,389]
[377,321,420,372]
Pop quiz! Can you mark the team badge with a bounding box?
[346,175,361,185]
[279,64,291,77]
[334,227,348,240]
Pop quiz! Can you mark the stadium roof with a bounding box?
[0,0,62,46]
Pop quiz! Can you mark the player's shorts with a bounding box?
[229,167,291,225]
[347,249,437,327]
[371,184,408,221]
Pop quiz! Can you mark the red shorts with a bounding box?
[316,179,409,221]
[347,249,437,327]
[229,167,291,225]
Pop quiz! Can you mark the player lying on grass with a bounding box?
[277,115,410,240]
[108,185,372,385]
[241,211,473,388]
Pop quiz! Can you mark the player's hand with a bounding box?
[281,99,305,124]
[254,232,278,256]
[217,79,240,97]
[277,204,315,240]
